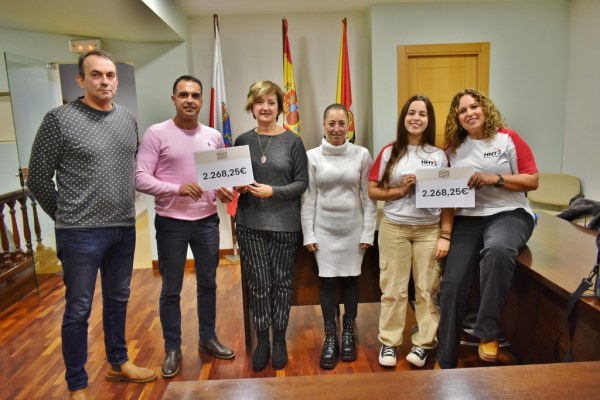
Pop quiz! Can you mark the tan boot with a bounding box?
[105,360,157,383]
[478,339,499,362]
[68,387,90,400]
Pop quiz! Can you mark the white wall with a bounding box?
[0,28,193,259]
[189,12,370,153]
[0,29,79,193]
[188,13,371,252]
[0,28,82,92]
[370,0,570,173]
[564,0,600,199]
[142,0,189,41]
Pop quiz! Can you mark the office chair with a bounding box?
[528,172,582,212]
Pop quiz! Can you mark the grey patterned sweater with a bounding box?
[234,129,308,232]
[28,99,138,229]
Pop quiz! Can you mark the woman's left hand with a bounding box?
[236,185,250,194]
[248,182,273,198]
[433,238,450,260]
[468,172,497,189]
[359,243,372,250]
[305,243,319,252]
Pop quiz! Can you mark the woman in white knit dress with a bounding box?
[301,103,377,369]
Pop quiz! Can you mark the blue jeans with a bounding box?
[155,213,220,351]
[56,226,135,391]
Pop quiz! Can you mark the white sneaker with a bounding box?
[406,346,428,367]
[378,345,397,367]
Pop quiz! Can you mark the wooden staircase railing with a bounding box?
[0,187,44,313]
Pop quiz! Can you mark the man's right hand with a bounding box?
[179,182,203,201]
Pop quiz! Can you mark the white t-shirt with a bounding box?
[369,143,448,225]
[448,128,538,217]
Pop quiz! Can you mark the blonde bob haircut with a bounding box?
[444,88,506,155]
[244,80,284,118]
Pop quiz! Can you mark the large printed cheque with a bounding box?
[194,145,255,190]
[415,167,475,208]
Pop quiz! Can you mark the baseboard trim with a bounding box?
[151,249,235,269]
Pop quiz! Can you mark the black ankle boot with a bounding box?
[272,328,288,369]
[341,315,357,361]
[252,329,270,371]
[320,320,339,369]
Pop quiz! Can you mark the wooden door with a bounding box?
[398,43,490,146]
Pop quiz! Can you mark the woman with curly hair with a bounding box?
[437,88,539,369]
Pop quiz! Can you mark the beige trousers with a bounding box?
[378,216,440,349]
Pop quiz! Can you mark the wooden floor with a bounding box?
[0,259,515,400]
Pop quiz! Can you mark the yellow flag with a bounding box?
[282,18,301,136]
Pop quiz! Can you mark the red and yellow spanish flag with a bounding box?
[336,17,355,143]
[282,18,301,136]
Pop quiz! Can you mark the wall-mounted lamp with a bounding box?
[69,39,102,54]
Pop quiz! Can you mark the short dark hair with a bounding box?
[78,49,116,78]
[172,75,203,96]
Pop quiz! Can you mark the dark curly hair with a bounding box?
[444,88,505,154]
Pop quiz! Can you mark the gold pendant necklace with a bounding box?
[256,132,273,164]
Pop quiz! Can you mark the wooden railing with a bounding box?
[0,188,43,313]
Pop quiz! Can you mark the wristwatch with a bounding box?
[495,174,505,187]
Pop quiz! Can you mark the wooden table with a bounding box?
[504,211,600,362]
[163,360,600,399]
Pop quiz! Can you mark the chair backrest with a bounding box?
[528,173,582,212]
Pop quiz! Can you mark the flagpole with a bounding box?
[220,14,239,263]
[337,17,355,143]
[282,18,286,70]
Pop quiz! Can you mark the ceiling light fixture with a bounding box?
[69,39,102,54]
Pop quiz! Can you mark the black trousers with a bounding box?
[237,225,301,331]
[437,209,534,368]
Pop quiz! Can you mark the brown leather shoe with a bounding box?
[478,339,499,362]
[198,336,235,359]
[69,388,90,400]
[105,360,157,383]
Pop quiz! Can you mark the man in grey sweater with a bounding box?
[28,50,156,400]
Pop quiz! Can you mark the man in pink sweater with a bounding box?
[135,75,235,378]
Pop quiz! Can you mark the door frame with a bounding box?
[397,42,490,114]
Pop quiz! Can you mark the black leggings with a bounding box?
[320,276,359,322]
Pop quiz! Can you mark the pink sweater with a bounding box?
[135,119,225,220]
